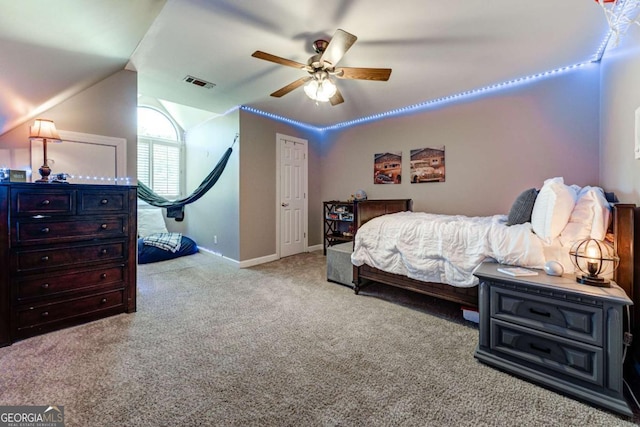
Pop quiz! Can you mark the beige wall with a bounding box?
[184,111,240,260]
[600,30,640,205]
[238,110,322,261]
[237,65,603,262]
[0,70,138,179]
[320,66,602,217]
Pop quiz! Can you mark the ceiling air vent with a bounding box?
[183,75,216,89]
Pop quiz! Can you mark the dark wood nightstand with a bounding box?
[473,262,633,417]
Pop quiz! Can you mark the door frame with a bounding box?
[275,133,308,259]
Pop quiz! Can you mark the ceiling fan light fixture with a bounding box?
[252,29,388,105]
[304,77,336,103]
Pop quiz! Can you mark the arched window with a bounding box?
[137,107,183,198]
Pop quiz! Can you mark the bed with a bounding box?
[351,181,640,316]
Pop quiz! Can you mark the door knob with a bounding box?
[281,203,289,207]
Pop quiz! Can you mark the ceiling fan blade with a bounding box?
[252,51,308,70]
[270,76,312,97]
[335,67,392,81]
[329,87,344,106]
[320,29,357,67]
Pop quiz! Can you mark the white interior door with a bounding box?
[278,134,307,258]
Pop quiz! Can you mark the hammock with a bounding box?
[137,145,233,221]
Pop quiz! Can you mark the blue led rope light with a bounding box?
[321,62,594,131]
[240,2,631,133]
[239,106,323,132]
[593,29,615,61]
[242,61,595,133]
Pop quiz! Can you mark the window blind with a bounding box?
[137,137,181,198]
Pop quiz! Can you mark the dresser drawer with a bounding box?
[78,190,128,214]
[490,286,602,346]
[15,289,124,331]
[12,189,74,215]
[14,265,126,302]
[491,319,603,386]
[14,241,126,272]
[13,216,127,245]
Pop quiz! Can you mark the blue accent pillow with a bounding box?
[605,191,619,203]
[138,235,198,264]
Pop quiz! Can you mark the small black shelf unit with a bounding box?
[323,200,355,255]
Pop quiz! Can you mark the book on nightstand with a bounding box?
[496,267,539,277]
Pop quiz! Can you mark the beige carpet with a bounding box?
[0,250,637,426]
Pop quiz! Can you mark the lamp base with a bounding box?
[36,164,51,183]
[576,275,611,287]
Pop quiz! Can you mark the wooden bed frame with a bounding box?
[351,200,640,317]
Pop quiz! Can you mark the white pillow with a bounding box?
[531,177,577,243]
[137,207,169,237]
[559,187,593,245]
[560,186,610,244]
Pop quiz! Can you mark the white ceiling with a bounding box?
[0,0,612,134]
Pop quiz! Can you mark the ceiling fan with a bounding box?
[251,29,392,106]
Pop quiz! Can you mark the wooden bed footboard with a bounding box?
[352,201,638,312]
[351,198,477,308]
[353,264,479,307]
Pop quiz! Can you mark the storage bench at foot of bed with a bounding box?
[326,242,354,287]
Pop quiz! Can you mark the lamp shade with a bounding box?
[29,119,61,142]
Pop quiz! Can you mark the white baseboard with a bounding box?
[198,247,240,267]
[238,253,279,268]
[200,245,324,269]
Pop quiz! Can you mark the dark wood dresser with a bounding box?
[0,182,137,346]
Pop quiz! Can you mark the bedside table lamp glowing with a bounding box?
[29,119,62,183]
[569,238,619,287]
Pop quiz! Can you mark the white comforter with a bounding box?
[350,211,546,287]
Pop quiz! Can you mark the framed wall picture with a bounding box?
[374,151,402,184]
[410,146,445,183]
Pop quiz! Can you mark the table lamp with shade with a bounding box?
[29,119,62,183]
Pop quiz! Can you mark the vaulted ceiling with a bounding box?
[0,0,612,134]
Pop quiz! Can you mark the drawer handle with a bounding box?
[100,249,108,255]
[529,343,552,354]
[100,273,107,279]
[41,200,50,206]
[529,308,551,318]
[100,199,109,205]
[100,298,107,304]
[41,311,49,317]
[100,224,108,230]
[41,283,50,289]
[41,227,50,234]
[41,256,49,262]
